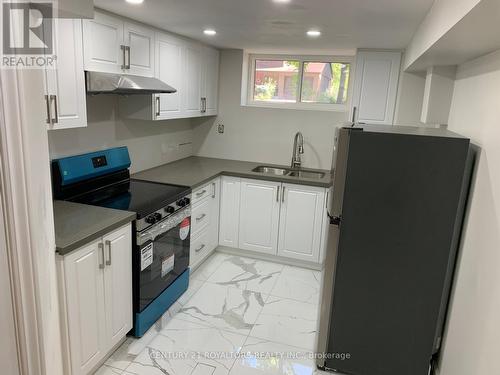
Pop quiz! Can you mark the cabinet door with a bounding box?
[202,47,219,116]
[239,179,280,255]
[278,184,326,262]
[155,32,183,119]
[45,19,87,130]
[124,22,155,77]
[63,239,106,375]
[103,224,133,349]
[219,177,241,248]
[183,44,202,117]
[83,12,124,74]
[351,51,401,125]
[209,177,221,251]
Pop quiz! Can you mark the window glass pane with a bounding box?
[300,62,350,104]
[253,60,300,102]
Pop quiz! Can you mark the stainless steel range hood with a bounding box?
[85,71,176,95]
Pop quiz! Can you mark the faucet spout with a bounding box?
[291,132,304,168]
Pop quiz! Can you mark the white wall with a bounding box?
[438,49,500,375]
[192,49,348,170]
[48,95,193,173]
[394,68,426,126]
[404,0,481,69]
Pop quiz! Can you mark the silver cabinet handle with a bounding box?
[196,189,207,197]
[45,95,51,124]
[155,96,160,116]
[212,182,216,198]
[120,45,127,69]
[326,191,329,209]
[276,186,280,202]
[105,240,112,266]
[282,186,285,203]
[126,46,131,69]
[204,98,207,113]
[196,213,206,221]
[51,95,58,124]
[98,242,105,269]
[195,244,205,253]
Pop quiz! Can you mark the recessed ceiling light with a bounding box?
[273,0,291,3]
[126,0,144,4]
[204,29,217,36]
[307,30,321,37]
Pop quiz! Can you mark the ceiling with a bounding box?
[94,0,435,52]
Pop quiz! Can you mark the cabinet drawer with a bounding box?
[192,181,216,205]
[191,199,211,237]
[190,228,211,268]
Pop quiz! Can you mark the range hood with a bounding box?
[85,71,176,95]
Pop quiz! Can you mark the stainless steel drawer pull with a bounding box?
[156,96,160,116]
[282,186,286,202]
[45,95,51,124]
[196,189,207,197]
[212,182,216,198]
[105,240,112,266]
[196,213,206,221]
[195,244,205,253]
[98,243,105,269]
[51,95,58,124]
[126,46,131,69]
[276,186,280,202]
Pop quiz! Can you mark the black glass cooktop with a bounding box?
[72,179,190,219]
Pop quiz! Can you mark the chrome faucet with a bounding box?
[291,132,304,169]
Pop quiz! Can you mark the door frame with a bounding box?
[0,67,63,375]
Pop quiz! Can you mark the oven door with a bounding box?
[135,207,190,312]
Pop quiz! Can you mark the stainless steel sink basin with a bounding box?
[252,165,325,179]
[252,166,289,175]
[287,170,325,179]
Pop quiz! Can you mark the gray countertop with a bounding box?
[54,200,136,255]
[132,156,333,188]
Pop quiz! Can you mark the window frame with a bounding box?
[246,54,354,112]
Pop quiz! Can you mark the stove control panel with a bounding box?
[136,194,191,232]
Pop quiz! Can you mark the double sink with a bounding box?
[252,166,325,179]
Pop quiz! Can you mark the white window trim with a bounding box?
[245,54,354,112]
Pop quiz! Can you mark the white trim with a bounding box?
[0,68,63,375]
[244,53,354,112]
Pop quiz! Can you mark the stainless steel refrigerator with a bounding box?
[317,126,473,375]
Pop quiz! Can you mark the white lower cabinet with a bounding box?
[57,224,132,375]
[238,179,280,255]
[190,178,220,269]
[278,184,326,262]
[219,177,328,264]
[219,177,241,248]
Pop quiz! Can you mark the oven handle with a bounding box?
[137,207,191,246]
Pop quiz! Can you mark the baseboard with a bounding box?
[216,246,324,271]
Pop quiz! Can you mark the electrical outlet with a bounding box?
[217,124,224,134]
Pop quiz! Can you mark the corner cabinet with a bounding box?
[219,177,328,264]
[44,19,87,130]
[57,224,132,375]
[351,51,402,125]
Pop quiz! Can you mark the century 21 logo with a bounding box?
[3,2,53,55]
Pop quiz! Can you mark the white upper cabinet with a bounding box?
[183,43,203,117]
[154,32,184,119]
[45,19,87,130]
[201,47,220,116]
[83,11,124,74]
[219,177,241,248]
[351,51,401,125]
[278,184,325,262]
[124,22,155,77]
[83,11,154,77]
[238,179,280,255]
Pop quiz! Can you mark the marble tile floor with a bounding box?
[95,251,330,375]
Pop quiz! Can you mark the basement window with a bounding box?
[246,54,352,111]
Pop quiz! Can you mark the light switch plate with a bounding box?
[217,124,224,134]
